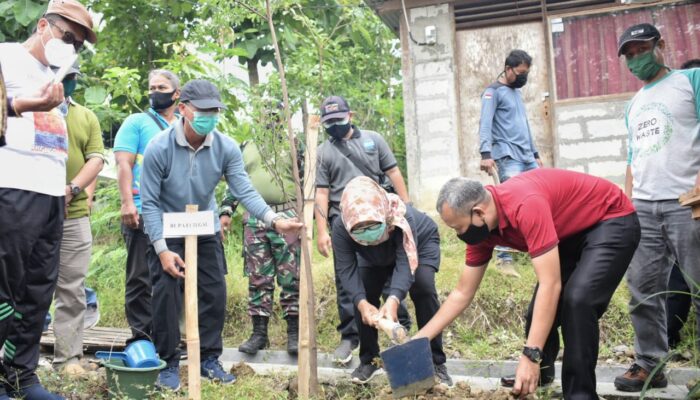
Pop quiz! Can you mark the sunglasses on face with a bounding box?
[322,116,350,129]
[48,20,84,51]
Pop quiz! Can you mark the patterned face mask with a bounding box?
[340,176,419,275]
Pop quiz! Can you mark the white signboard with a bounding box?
[163,211,216,238]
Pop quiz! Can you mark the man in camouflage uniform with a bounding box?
[220,122,303,356]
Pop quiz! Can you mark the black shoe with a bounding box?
[614,363,668,392]
[286,316,298,356]
[351,363,383,384]
[333,339,359,365]
[434,363,453,387]
[238,315,269,355]
[500,373,554,388]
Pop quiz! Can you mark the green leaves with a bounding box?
[84,86,108,105]
[13,0,45,26]
[0,0,47,42]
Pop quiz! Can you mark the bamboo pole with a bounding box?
[265,1,319,396]
[184,204,201,400]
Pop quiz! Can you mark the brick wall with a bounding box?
[401,3,462,210]
[554,99,631,184]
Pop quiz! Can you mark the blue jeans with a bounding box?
[495,157,539,262]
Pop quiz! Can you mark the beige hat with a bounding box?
[46,0,97,44]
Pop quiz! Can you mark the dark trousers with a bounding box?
[147,235,227,366]
[329,215,411,342]
[667,262,691,349]
[121,217,153,343]
[356,264,445,366]
[525,213,640,400]
[0,188,64,390]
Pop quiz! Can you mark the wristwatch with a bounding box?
[271,215,283,230]
[69,182,81,196]
[219,205,233,218]
[522,346,543,363]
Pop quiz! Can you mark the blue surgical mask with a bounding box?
[187,111,219,136]
[351,222,387,244]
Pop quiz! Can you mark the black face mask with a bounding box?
[456,213,490,245]
[325,123,352,140]
[509,72,528,89]
[149,90,176,111]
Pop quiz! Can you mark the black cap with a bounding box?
[180,79,227,110]
[320,96,350,123]
[618,23,661,57]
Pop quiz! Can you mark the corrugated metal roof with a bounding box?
[365,0,620,32]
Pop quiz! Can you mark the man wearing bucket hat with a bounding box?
[0,1,96,398]
[51,62,105,376]
[614,23,700,392]
[141,79,303,391]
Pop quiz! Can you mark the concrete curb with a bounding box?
[220,348,696,399]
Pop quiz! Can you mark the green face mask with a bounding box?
[626,48,663,81]
[351,222,387,244]
[62,79,77,97]
[187,112,219,136]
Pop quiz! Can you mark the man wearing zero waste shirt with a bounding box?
[0,1,97,399]
[413,169,639,400]
[615,23,700,392]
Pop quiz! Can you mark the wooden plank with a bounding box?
[41,327,132,351]
[679,188,700,206]
[185,204,201,400]
[298,113,320,398]
[303,114,319,249]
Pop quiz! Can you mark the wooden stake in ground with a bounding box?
[184,204,201,400]
[265,0,319,396]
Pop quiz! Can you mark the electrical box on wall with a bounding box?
[425,26,437,45]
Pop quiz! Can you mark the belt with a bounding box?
[271,201,296,213]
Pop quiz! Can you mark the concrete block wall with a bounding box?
[554,99,630,184]
[401,3,462,210]
[454,22,553,185]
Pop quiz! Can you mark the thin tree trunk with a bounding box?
[265,1,318,398]
[247,56,260,86]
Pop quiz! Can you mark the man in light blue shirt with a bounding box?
[141,79,302,391]
[113,69,181,345]
[478,49,542,276]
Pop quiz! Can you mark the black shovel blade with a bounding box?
[380,337,435,398]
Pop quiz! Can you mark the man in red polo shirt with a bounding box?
[414,169,639,399]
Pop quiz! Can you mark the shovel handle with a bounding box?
[376,318,408,344]
[491,166,500,185]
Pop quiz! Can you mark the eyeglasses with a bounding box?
[351,222,382,235]
[48,19,84,51]
[322,116,350,129]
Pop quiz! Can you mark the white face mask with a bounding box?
[42,26,76,67]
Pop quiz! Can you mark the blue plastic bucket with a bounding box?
[96,340,160,368]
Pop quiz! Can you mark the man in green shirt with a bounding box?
[52,64,104,374]
[220,117,302,356]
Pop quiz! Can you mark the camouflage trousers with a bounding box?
[243,209,300,318]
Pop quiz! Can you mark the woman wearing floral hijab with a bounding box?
[332,176,451,386]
